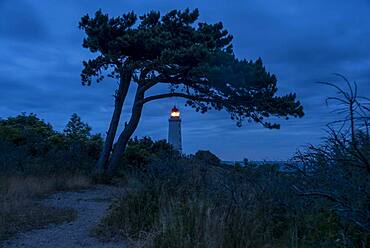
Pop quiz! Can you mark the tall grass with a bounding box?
[0,174,90,241]
[94,155,369,247]
[0,113,100,241]
[95,160,299,247]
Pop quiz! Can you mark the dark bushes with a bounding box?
[0,113,95,241]
[92,119,370,247]
[118,136,180,171]
[0,113,102,176]
[95,153,365,247]
[292,130,370,243]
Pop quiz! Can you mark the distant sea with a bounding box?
[221,160,294,172]
[222,160,287,166]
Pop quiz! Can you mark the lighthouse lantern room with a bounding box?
[168,106,182,152]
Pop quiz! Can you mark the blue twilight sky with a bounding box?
[0,0,369,161]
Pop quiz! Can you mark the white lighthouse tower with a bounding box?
[168,106,182,152]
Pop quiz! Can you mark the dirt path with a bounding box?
[3,185,126,248]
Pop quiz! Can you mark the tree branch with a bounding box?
[140,92,220,105]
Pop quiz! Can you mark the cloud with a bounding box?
[0,0,369,160]
[0,0,48,42]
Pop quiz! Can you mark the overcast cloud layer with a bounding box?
[1,0,369,161]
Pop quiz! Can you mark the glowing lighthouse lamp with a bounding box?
[168,106,182,152]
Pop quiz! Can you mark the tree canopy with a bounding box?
[79,8,304,173]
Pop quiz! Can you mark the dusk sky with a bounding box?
[1,0,369,161]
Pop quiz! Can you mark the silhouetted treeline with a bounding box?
[0,113,102,175]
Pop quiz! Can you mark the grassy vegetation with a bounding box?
[0,174,90,241]
[0,113,99,241]
[92,138,369,248]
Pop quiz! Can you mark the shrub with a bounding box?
[193,150,221,166]
[0,113,103,176]
[94,142,370,248]
[95,156,333,247]
[120,137,180,169]
[0,113,54,157]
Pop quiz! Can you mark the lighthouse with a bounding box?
[168,106,182,152]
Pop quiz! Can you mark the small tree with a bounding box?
[64,113,92,141]
[79,9,304,174]
[61,114,103,170]
[292,75,370,233]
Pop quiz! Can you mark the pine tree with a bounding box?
[64,113,91,141]
[79,9,304,174]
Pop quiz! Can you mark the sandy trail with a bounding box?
[3,185,125,248]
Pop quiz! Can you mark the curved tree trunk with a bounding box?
[96,71,132,174]
[108,86,145,173]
